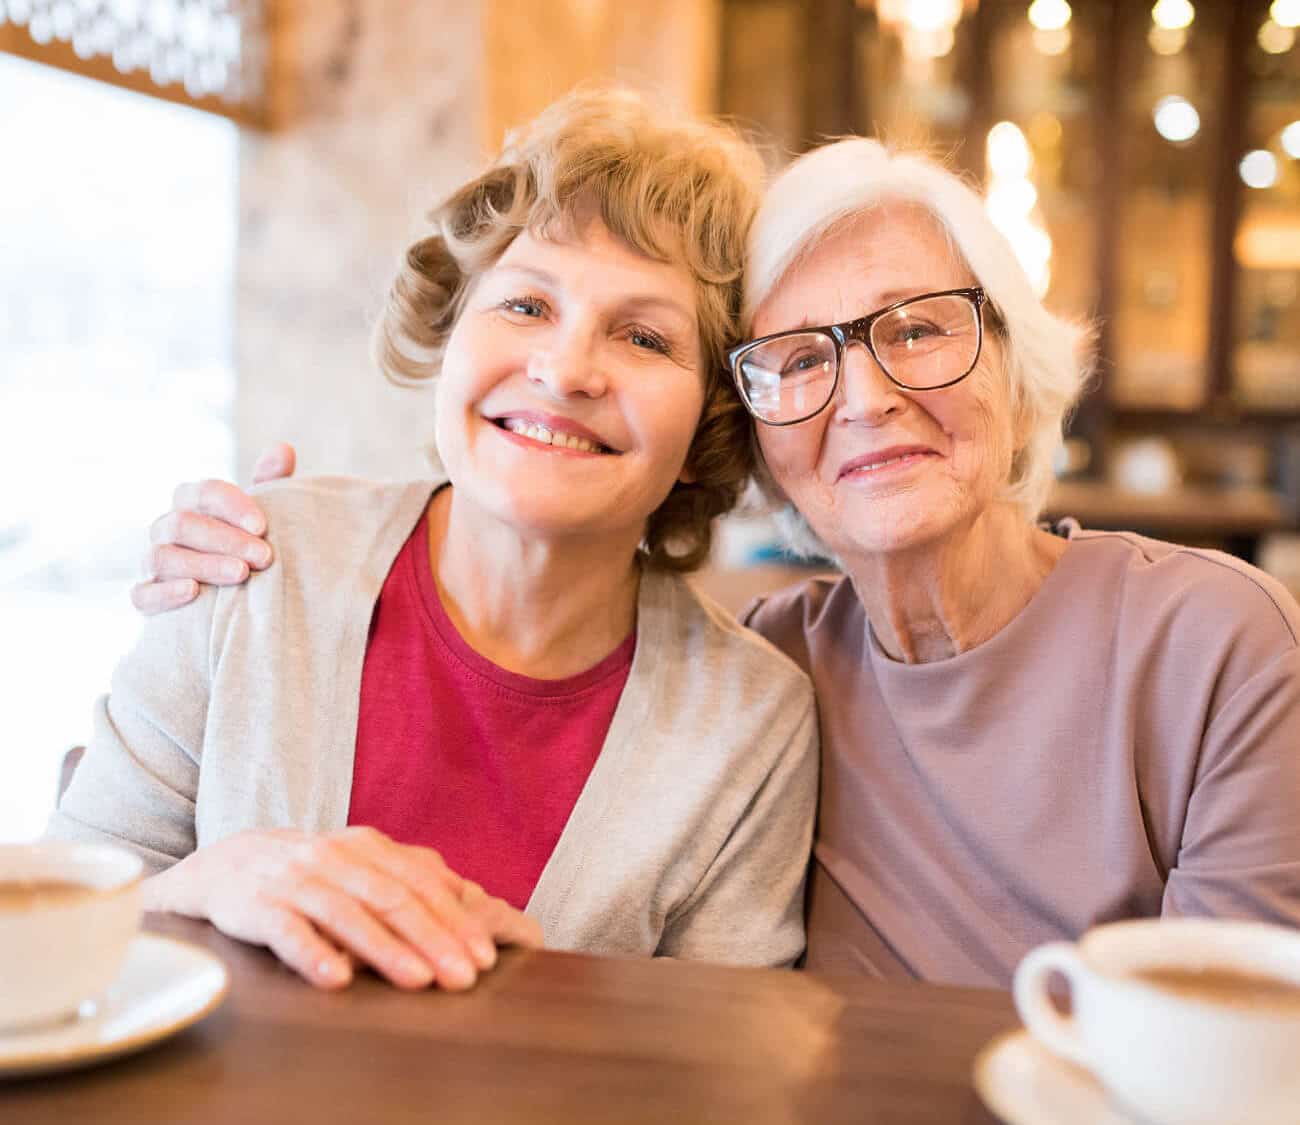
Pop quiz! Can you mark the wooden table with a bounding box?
[2,915,1019,1123]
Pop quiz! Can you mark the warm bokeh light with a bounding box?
[1032,26,1072,56]
[1153,95,1200,143]
[876,0,963,60]
[987,121,1033,180]
[1240,149,1280,189]
[1027,0,1072,33]
[984,121,1051,297]
[1147,25,1187,55]
[986,178,1039,224]
[1281,121,1300,159]
[1259,19,1297,54]
[1151,0,1195,32]
[1270,0,1300,31]
[876,0,962,33]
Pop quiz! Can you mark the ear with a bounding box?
[677,464,696,485]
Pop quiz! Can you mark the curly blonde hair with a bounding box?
[375,88,764,571]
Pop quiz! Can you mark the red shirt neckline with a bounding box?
[406,507,637,700]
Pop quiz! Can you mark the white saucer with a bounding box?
[974,1029,1136,1125]
[0,933,229,1079]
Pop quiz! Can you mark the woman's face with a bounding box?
[751,203,1018,560]
[436,217,705,546]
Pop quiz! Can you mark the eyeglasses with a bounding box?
[728,287,988,427]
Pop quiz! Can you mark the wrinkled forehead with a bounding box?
[751,203,974,334]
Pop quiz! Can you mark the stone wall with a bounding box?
[235,0,480,480]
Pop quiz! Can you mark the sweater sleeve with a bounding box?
[656,692,819,968]
[1162,645,1300,924]
[45,586,217,874]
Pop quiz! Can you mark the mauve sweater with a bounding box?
[746,526,1300,988]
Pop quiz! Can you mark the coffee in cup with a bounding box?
[0,842,143,1034]
[1014,918,1300,1125]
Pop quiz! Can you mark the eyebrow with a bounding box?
[491,265,696,331]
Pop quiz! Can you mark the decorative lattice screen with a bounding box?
[0,0,271,124]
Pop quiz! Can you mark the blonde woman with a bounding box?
[51,90,817,991]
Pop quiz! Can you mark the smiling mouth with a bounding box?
[837,450,939,480]
[492,418,616,455]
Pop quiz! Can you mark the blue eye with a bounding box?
[629,328,670,355]
[501,296,547,318]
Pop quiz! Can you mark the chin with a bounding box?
[824,490,967,559]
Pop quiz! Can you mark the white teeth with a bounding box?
[501,418,602,454]
[851,455,909,473]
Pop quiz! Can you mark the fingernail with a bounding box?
[401,954,435,984]
[241,515,264,534]
[249,544,272,568]
[470,938,496,969]
[320,957,350,984]
[438,954,476,989]
[221,559,247,582]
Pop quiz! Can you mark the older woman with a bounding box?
[133,138,1300,989]
[50,89,817,991]
[732,140,1300,985]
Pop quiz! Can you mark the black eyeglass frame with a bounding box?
[728,286,989,427]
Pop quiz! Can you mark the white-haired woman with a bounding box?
[131,139,1300,989]
[732,139,1300,985]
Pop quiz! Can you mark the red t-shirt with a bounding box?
[347,508,635,911]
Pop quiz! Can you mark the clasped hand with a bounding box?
[145,825,543,990]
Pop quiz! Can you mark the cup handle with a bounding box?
[1012,942,1093,1068]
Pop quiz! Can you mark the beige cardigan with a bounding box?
[50,477,819,967]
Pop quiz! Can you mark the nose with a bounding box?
[526,327,608,399]
[832,340,906,425]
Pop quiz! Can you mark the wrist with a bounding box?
[141,853,205,917]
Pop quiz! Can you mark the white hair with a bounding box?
[744,138,1093,558]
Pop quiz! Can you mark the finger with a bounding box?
[144,543,255,588]
[252,442,296,484]
[314,846,480,989]
[340,830,494,975]
[242,905,353,990]
[288,877,437,990]
[171,478,268,537]
[130,578,199,616]
[149,512,273,570]
[464,884,545,949]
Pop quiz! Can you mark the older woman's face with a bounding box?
[752,203,1018,560]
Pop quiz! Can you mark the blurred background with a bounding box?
[3,0,1299,839]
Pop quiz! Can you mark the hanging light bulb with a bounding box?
[1240,150,1279,190]
[876,0,965,60]
[1153,96,1200,143]
[987,122,1033,180]
[1270,0,1300,30]
[1027,0,1071,32]
[1151,0,1195,31]
[1280,121,1300,160]
[1258,19,1296,53]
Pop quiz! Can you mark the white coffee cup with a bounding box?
[1014,918,1300,1125]
[0,842,143,1034]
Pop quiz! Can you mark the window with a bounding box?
[0,54,237,841]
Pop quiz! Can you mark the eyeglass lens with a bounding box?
[737,293,980,423]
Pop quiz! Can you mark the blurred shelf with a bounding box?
[1046,480,1289,537]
